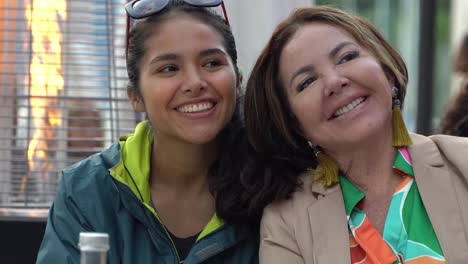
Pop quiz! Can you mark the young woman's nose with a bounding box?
[182,68,206,96]
[323,70,349,96]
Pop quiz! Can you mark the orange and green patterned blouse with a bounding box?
[340,147,447,263]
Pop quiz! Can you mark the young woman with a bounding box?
[37,1,259,263]
[245,6,468,264]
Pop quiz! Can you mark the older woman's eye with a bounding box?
[338,51,359,64]
[297,76,317,92]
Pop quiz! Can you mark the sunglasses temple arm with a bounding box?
[221,2,230,26]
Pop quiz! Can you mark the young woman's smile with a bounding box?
[175,98,217,117]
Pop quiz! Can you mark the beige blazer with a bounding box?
[260,134,468,264]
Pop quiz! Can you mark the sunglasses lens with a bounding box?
[184,0,222,7]
[132,0,169,16]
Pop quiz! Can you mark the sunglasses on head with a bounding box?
[124,0,229,61]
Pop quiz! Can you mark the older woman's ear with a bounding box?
[383,68,397,88]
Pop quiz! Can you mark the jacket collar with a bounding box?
[409,133,468,263]
[111,120,153,204]
[308,182,350,263]
[189,225,255,263]
[310,178,339,197]
[308,133,444,198]
[408,133,444,166]
[114,180,244,260]
[307,133,465,263]
[109,121,226,244]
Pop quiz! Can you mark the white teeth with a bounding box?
[334,97,365,117]
[177,102,214,113]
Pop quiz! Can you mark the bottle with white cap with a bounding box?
[78,232,110,264]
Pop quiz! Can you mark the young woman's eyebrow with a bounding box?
[148,49,226,66]
[149,53,178,65]
[199,48,226,57]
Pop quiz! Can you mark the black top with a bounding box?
[150,198,200,260]
[167,229,200,261]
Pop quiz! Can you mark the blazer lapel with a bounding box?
[308,183,350,263]
[409,134,468,262]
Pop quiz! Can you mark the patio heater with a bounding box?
[0,0,138,262]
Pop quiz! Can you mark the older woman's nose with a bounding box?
[323,72,349,96]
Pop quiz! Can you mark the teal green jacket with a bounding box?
[36,121,259,264]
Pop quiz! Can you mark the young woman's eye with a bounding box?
[158,65,178,73]
[338,51,359,64]
[297,76,317,92]
[204,60,223,68]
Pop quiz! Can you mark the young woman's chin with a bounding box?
[181,127,224,145]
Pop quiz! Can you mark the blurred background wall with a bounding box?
[451,0,468,94]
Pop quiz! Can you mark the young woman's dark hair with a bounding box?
[126,0,261,229]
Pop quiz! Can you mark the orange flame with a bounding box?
[22,1,67,191]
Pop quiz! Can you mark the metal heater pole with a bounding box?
[416,0,436,135]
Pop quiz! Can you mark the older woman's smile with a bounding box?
[332,96,367,118]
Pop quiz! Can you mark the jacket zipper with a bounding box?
[122,166,182,263]
[159,223,183,264]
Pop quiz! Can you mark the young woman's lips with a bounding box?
[175,100,217,118]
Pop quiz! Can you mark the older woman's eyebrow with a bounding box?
[329,41,356,59]
[289,42,357,87]
[289,65,315,87]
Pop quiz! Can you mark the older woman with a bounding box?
[245,6,468,264]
